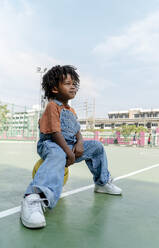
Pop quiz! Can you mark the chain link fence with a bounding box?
[0,102,39,141]
[82,131,159,147]
[1,101,159,146]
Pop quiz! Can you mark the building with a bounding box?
[4,106,159,132]
[108,108,159,129]
[79,108,159,130]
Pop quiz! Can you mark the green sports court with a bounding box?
[0,141,159,248]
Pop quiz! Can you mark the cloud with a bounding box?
[1,0,33,17]
[91,10,159,115]
[78,76,99,98]
[93,10,159,63]
[76,75,116,99]
[0,1,60,106]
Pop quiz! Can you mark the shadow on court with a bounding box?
[0,177,159,248]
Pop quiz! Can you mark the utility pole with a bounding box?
[84,101,88,129]
[93,97,95,129]
[71,96,95,130]
[36,67,47,141]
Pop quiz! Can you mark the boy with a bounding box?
[21,65,122,228]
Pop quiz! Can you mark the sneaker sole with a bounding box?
[94,190,122,195]
[20,217,46,229]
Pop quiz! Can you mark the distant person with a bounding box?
[20,65,122,229]
[148,133,151,146]
[133,132,137,146]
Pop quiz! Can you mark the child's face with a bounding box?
[52,74,77,101]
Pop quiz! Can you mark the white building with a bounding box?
[79,108,159,130]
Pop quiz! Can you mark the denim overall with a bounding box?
[25,100,110,208]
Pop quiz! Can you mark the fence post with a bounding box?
[140,131,145,146]
[156,128,159,146]
[94,131,99,141]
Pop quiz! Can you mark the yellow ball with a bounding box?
[32,158,69,186]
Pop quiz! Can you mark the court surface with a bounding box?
[0,142,159,248]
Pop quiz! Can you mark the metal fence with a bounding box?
[0,102,39,141]
[82,131,159,147]
[0,101,159,146]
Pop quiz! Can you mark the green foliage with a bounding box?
[135,126,148,133]
[115,125,148,137]
[0,103,9,130]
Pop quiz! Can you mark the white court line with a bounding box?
[113,163,159,181]
[0,163,159,219]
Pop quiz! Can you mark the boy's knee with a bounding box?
[84,140,104,154]
[46,142,66,159]
[93,141,104,153]
[49,148,66,160]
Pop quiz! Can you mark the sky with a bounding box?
[0,0,159,118]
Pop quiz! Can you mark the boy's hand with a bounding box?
[72,141,84,158]
[66,150,76,166]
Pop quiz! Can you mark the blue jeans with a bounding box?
[25,140,110,208]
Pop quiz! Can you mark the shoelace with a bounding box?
[108,176,114,184]
[41,199,48,212]
[27,198,47,214]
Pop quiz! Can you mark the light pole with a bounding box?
[36,67,47,141]
[36,67,47,112]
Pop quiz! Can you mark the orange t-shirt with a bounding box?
[39,101,76,134]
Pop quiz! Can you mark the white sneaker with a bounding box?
[20,194,46,228]
[94,179,122,195]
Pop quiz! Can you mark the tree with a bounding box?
[115,125,148,137]
[0,103,9,131]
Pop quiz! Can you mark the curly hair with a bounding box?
[42,65,80,100]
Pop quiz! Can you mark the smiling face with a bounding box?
[52,74,77,104]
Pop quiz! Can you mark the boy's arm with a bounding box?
[73,131,84,158]
[76,130,83,143]
[52,132,75,166]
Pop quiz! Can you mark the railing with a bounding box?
[0,129,37,141]
[82,132,159,147]
[0,130,158,146]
